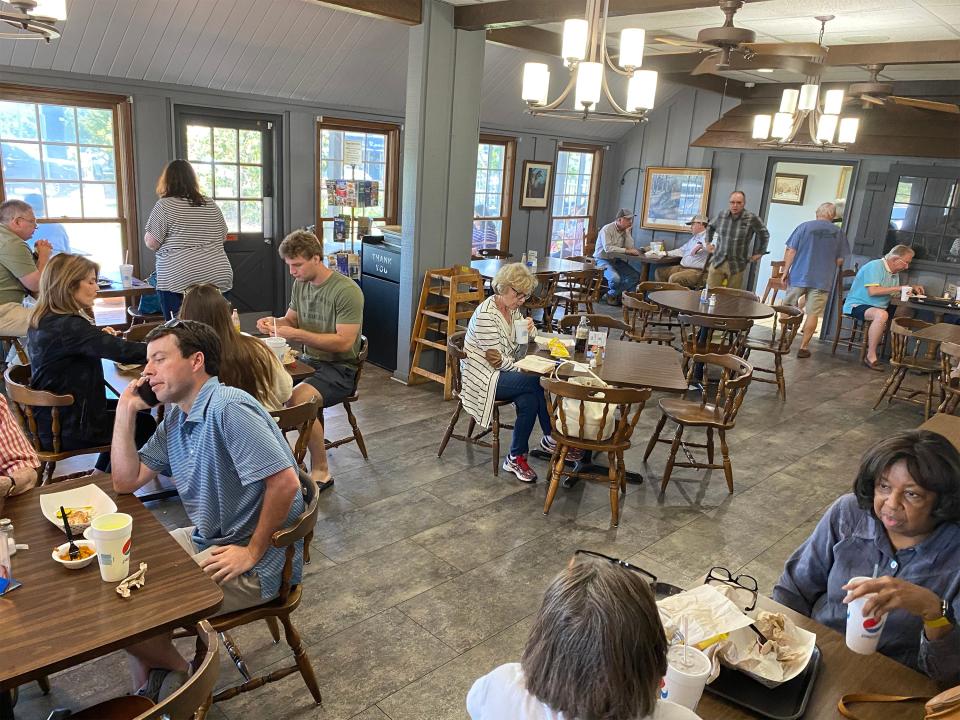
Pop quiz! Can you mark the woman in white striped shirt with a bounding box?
[144,160,233,319]
[462,264,577,482]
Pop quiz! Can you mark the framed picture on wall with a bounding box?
[836,165,853,200]
[520,160,553,209]
[771,173,807,205]
[640,167,712,232]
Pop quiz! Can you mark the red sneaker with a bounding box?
[503,454,538,483]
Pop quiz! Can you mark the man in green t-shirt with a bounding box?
[258,230,364,491]
[0,199,51,338]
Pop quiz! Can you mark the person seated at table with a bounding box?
[27,254,154,472]
[842,244,923,370]
[0,393,39,516]
[460,263,578,483]
[256,230,362,491]
[0,199,51,342]
[655,214,712,289]
[595,208,641,306]
[467,551,699,720]
[179,283,292,410]
[773,430,960,685]
[111,319,304,699]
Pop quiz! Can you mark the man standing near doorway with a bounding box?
[783,202,849,358]
[257,230,364,491]
[594,208,641,305]
[0,199,51,338]
[655,214,712,288]
[706,191,770,290]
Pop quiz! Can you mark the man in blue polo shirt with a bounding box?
[783,202,850,358]
[111,319,303,699]
[842,245,923,370]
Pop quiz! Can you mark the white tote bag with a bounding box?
[550,362,616,441]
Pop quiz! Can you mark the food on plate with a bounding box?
[283,348,298,365]
[56,506,95,529]
[55,544,95,561]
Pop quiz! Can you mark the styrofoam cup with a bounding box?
[660,645,711,711]
[901,286,911,302]
[119,264,134,287]
[263,336,288,359]
[845,576,887,654]
[83,512,133,582]
[514,319,529,345]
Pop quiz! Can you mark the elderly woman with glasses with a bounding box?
[461,263,570,482]
[774,430,960,684]
[467,550,700,719]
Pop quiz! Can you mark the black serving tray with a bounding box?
[912,296,959,309]
[704,644,821,720]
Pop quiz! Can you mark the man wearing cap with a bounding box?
[783,202,849,358]
[593,208,641,305]
[706,190,770,290]
[655,214,713,288]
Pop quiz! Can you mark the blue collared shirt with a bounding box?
[139,377,303,600]
[785,219,849,291]
[843,258,900,315]
[773,494,960,684]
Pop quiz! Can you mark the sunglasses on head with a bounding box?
[575,549,658,587]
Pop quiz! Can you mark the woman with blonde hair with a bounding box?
[179,284,292,410]
[28,254,154,471]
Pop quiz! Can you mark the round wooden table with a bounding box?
[648,289,774,320]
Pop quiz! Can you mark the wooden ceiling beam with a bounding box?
[309,0,421,26]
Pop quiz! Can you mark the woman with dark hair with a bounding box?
[774,430,960,684]
[467,551,699,719]
[28,254,155,471]
[144,159,233,319]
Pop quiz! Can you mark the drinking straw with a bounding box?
[683,616,689,664]
[124,249,129,264]
[272,317,278,338]
[872,562,879,579]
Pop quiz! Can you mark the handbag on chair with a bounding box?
[838,685,960,719]
[550,362,616,441]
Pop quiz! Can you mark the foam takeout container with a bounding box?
[39,484,117,534]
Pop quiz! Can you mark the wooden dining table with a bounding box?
[648,289,775,320]
[95,272,153,300]
[913,322,960,346]
[471,256,591,279]
[628,252,681,283]
[0,476,223,719]
[919,412,960,452]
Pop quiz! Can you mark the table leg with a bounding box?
[1,689,15,720]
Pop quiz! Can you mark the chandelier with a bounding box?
[520,0,657,122]
[750,17,859,150]
[0,0,66,42]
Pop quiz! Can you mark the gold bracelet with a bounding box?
[923,616,952,629]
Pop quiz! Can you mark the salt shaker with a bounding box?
[0,519,14,556]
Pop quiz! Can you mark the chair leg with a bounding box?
[265,617,281,644]
[36,676,51,694]
[465,417,476,440]
[437,402,462,457]
[873,368,901,410]
[660,424,684,493]
[543,446,568,516]
[719,429,734,493]
[344,402,368,459]
[776,355,786,401]
[608,451,620,527]
[644,414,667,461]
[279,615,322,705]
[220,631,253,682]
[925,373,934,420]
[492,408,500,476]
[706,428,714,464]
[888,368,908,405]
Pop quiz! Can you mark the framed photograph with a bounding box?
[520,160,553,209]
[640,167,712,232]
[771,173,807,205]
[836,165,853,200]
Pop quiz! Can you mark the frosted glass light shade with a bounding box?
[838,116,860,144]
[798,84,819,111]
[824,89,845,115]
[576,62,603,108]
[562,19,589,66]
[817,113,839,142]
[626,70,657,111]
[779,89,799,114]
[619,28,645,69]
[772,112,794,140]
[752,114,772,140]
[30,0,67,19]
[522,63,550,105]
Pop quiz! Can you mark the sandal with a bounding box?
[862,359,884,371]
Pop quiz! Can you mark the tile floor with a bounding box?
[15,333,924,719]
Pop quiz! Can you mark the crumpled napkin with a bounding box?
[657,584,755,647]
[714,610,816,688]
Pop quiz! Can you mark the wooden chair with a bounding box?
[760,260,786,304]
[126,304,164,326]
[938,341,960,414]
[208,472,322,711]
[644,353,754,493]
[636,281,688,329]
[676,314,753,376]
[621,292,675,346]
[523,272,559,331]
[124,321,163,342]
[831,265,882,362]
[711,286,760,302]
[472,248,513,259]
[437,331,514,476]
[0,335,28,364]
[270,396,320,471]
[551,268,603,319]
[539,377,650,526]
[873,317,940,419]
[3,365,110,483]
[557,313,630,335]
[742,305,803,401]
[322,336,369,458]
[48,621,219,720]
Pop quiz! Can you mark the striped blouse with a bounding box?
[145,196,233,294]
[461,296,523,428]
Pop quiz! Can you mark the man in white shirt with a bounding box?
[593,208,641,306]
[655,214,712,289]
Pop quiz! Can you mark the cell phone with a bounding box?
[136,381,160,408]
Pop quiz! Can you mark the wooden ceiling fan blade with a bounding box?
[860,94,887,106]
[741,42,827,61]
[889,96,960,114]
[692,54,722,75]
[653,34,715,50]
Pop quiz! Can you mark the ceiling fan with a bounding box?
[654,0,826,75]
[848,64,960,114]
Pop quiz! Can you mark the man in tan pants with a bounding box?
[655,214,711,288]
[0,199,50,338]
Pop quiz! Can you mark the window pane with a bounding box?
[187,125,212,162]
[916,205,950,236]
[3,182,44,211]
[39,105,76,143]
[213,127,237,162]
[217,200,239,233]
[239,166,261,198]
[367,163,384,183]
[475,170,486,194]
[76,108,114,145]
[891,203,918,232]
[214,164,238,198]
[485,193,500,216]
[81,183,117,218]
[194,163,213,196]
[472,219,500,253]
[239,129,261,164]
[46,182,82,216]
[0,101,38,141]
[79,146,115,182]
[1,141,41,179]
[489,146,504,171]
[896,178,925,204]
[924,178,959,207]
[43,144,79,181]
[240,200,262,232]
[939,236,960,264]
[51,221,122,269]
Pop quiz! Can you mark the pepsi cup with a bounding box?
[845,576,887,654]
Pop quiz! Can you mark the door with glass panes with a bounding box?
[175,109,279,311]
